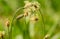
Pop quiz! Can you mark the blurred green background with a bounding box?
[0,0,60,39]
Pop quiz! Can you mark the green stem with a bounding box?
[23,20,30,39]
[8,27,9,39]
[39,9,45,37]
[9,7,24,39]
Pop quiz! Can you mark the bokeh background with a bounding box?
[0,0,60,39]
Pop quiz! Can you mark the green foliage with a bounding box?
[0,0,60,39]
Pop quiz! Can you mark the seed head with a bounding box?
[24,1,32,8]
[5,19,10,27]
[16,14,24,20]
[30,14,39,22]
[24,12,28,17]
[24,1,40,11]
[32,1,40,10]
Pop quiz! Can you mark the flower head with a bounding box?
[24,1,32,8]
[30,14,39,23]
[24,1,40,16]
[5,19,10,27]
[32,1,40,10]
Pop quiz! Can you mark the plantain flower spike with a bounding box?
[32,1,40,10]
[30,14,39,23]
[32,1,40,11]
[24,1,40,17]
[24,1,40,9]
[24,1,32,8]
[5,19,10,27]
